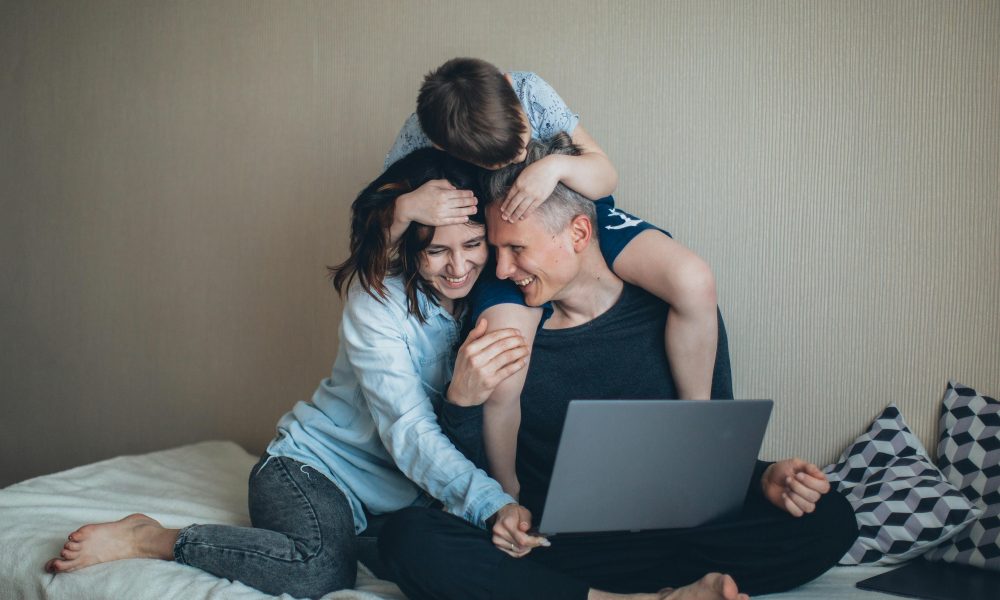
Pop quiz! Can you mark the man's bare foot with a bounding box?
[44,513,180,573]
[588,572,748,600]
[660,573,749,600]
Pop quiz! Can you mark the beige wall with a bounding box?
[2,1,997,487]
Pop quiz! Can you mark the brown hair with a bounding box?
[417,57,526,167]
[329,148,486,322]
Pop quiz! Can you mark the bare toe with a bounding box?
[714,574,743,600]
[60,548,80,560]
[662,573,746,600]
[719,574,736,595]
[46,558,73,573]
[64,541,82,551]
[78,524,97,537]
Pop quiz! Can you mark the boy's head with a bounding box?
[417,57,529,169]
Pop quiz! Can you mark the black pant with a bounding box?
[378,482,858,600]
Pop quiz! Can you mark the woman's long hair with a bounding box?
[329,149,486,322]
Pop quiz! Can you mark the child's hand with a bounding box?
[396,179,478,227]
[499,156,563,222]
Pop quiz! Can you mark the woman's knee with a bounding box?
[274,553,357,599]
[284,570,356,599]
[204,547,356,600]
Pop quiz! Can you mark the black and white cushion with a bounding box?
[925,381,1000,570]
[823,404,980,565]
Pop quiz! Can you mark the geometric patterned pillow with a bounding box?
[925,381,1000,571]
[823,404,981,565]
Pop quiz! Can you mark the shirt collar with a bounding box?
[416,287,461,324]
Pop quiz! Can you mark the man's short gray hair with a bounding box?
[483,132,597,234]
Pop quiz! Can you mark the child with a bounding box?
[386,57,719,502]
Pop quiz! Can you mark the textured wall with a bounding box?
[2,1,997,486]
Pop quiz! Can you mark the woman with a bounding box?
[43,148,527,598]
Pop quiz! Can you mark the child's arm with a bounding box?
[479,303,542,499]
[499,124,618,222]
[385,113,480,244]
[613,230,718,400]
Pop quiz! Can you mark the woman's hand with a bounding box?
[761,459,831,517]
[489,503,549,558]
[446,319,529,407]
[394,179,478,228]
[499,156,564,222]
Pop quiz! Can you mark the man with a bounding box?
[377,135,858,600]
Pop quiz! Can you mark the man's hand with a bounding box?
[396,179,478,227]
[489,503,549,558]
[499,156,563,222]
[446,319,529,407]
[761,459,831,517]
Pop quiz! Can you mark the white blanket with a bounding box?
[0,441,890,599]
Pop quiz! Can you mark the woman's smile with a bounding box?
[441,271,473,287]
[419,222,488,310]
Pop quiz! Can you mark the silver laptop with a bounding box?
[537,399,773,535]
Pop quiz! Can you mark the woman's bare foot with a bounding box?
[44,513,180,573]
[660,573,749,600]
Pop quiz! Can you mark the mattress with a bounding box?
[0,441,892,599]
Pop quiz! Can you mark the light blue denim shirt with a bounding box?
[384,71,581,169]
[267,275,514,533]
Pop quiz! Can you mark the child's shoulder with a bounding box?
[385,112,430,170]
[508,71,580,139]
[507,71,539,85]
[507,71,552,100]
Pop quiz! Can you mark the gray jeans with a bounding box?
[173,454,359,598]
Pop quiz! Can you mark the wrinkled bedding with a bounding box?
[0,441,891,599]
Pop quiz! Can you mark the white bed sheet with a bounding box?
[0,441,895,600]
